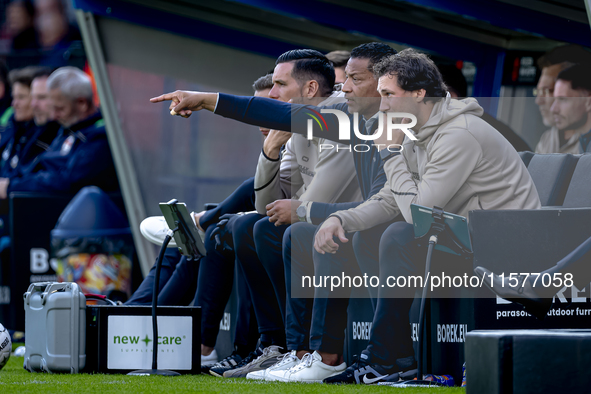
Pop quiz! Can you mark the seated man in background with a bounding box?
[534,45,591,154]
[437,63,530,152]
[0,66,119,198]
[550,65,591,152]
[325,50,350,85]
[0,67,60,178]
[0,66,59,240]
[0,61,11,126]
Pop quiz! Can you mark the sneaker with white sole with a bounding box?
[210,348,261,377]
[201,349,218,367]
[270,351,346,383]
[323,350,413,385]
[223,345,284,378]
[246,350,299,381]
[140,215,205,248]
[203,351,242,375]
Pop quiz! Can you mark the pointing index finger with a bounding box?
[150,93,177,103]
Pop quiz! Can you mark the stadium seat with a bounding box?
[518,151,535,167]
[526,153,578,206]
[561,154,591,208]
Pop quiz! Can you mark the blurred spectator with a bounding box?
[550,65,591,152]
[0,66,59,238]
[35,0,80,51]
[30,67,53,125]
[5,0,39,51]
[326,50,350,84]
[0,61,11,127]
[0,66,58,178]
[534,45,591,153]
[8,66,34,122]
[0,66,119,199]
[438,63,531,152]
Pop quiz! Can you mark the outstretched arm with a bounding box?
[151,91,347,142]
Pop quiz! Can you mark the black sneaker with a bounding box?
[210,347,262,377]
[203,351,243,375]
[324,350,397,385]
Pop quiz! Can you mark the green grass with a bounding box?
[1,345,465,394]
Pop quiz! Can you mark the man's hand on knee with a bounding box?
[266,199,298,226]
[314,216,348,254]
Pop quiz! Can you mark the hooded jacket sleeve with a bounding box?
[333,128,483,231]
[330,182,400,232]
[299,139,360,204]
[254,139,302,214]
[384,129,482,223]
[307,157,387,224]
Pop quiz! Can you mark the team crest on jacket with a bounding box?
[61,135,75,155]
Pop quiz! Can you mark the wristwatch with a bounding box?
[296,202,308,222]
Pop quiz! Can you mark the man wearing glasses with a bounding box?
[534,45,591,154]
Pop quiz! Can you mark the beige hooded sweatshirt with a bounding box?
[334,95,541,232]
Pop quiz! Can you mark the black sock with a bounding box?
[235,343,252,358]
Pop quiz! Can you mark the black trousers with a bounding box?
[365,221,465,365]
[233,213,285,345]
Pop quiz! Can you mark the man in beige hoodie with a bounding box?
[319,49,541,385]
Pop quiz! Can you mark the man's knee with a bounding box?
[289,222,316,251]
[231,213,262,245]
[351,231,364,256]
[253,216,285,248]
[253,216,273,240]
[231,213,259,234]
[379,221,415,256]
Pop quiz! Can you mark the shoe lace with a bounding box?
[248,345,281,365]
[272,352,298,369]
[235,350,260,368]
[290,353,314,372]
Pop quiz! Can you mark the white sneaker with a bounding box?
[140,216,178,248]
[271,351,346,383]
[201,349,218,366]
[140,214,205,248]
[246,350,299,381]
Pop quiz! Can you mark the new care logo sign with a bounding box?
[107,315,192,370]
